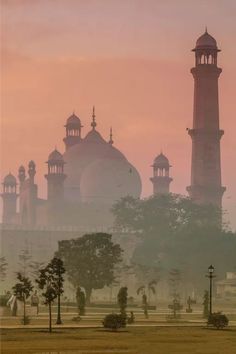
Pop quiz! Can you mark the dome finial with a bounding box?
[91,105,97,130]
[109,127,114,145]
[205,26,208,33]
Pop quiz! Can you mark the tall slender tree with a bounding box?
[12,273,33,325]
[0,256,8,282]
[36,257,65,332]
[117,286,128,318]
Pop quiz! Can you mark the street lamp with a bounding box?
[207,265,215,316]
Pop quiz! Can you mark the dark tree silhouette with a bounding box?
[0,257,8,282]
[142,293,148,319]
[117,286,128,318]
[57,233,123,304]
[12,273,33,325]
[50,257,65,325]
[76,286,86,316]
[36,257,65,332]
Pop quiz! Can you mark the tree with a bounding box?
[76,286,86,316]
[57,233,123,304]
[142,293,148,319]
[203,290,209,319]
[169,268,181,300]
[117,286,128,318]
[112,194,235,292]
[12,273,33,325]
[0,257,8,282]
[168,269,183,319]
[29,261,46,280]
[136,280,157,304]
[136,286,151,318]
[36,257,65,332]
[49,257,65,325]
[18,249,32,277]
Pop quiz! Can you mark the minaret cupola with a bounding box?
[63,113,83,150]
[150,153,173,195]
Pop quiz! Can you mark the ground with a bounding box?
[1,327,236,354]
[1,301,236,353]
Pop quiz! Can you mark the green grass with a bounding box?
[1,327,236,354]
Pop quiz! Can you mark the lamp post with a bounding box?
[207,265,215,316]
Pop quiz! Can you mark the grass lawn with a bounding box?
[1,327,236,354]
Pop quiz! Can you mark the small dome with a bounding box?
[4,173,17,185]
[153,153,170,166]
[195,30,217,49]
[48,149,64,162]
[66,113,81,126]
[18,165,25,172]
[28,160,35,168]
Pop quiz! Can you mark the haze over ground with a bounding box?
[1,0,236,228]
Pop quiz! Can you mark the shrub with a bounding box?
[102,313,126,331]
[0,295,9,307]
[20,315,30,325]
[208,312,229,329]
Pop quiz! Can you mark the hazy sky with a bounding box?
[1,0,236,228]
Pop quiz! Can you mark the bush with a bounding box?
[0,295,9,307]
[20,316,30,325]
[208,312,229,329]
[102,313,126,331]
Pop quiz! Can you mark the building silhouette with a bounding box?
[150,153,173,195]
[2,108,142,228]
[187,29,225,208]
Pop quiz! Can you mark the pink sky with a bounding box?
[1,0,236,228]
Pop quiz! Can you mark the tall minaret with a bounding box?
[45,149,66,202]
[45,149,66,224]
[150,153,173,195]
[187,30,225,208]
[1,173,18,223]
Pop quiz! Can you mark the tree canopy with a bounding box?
[57,233,123,303]
[112,194,236,291]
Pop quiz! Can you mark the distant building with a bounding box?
[150,153,173,195]
[187,29,225,208]
[1,107,142,229]
[216,272,236,298]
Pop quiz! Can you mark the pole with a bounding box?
[209,273,213,315]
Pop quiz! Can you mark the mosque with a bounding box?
[1,30,225,272]
[1,106,173,229]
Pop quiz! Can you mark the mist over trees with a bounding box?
[112,194,236,291]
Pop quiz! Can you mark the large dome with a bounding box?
[80,158,142,204]
[63,127,140,202]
